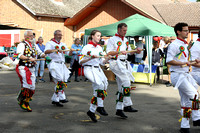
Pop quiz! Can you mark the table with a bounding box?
[130,64,157,84]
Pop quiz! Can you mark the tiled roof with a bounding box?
[124,0,176,22]
[16,0,199,27]
[154,2,200,26]
[16,0,92,18]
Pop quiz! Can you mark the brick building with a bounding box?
[0,0,199,47]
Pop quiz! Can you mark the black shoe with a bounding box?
[124,106,138,112]
[87,110,97,122]
[67,79,71,83]
[116,110,128,118]
[39,78,45,83]
[165,81,170,85]
[52,101,63,107]
[166,83,173,87]
[75,79,79,82]
[96,107,108,116]
[60,99,69,103]
[193,119,200,126]
[179,128,190,133]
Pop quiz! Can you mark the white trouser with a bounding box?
[51,78,66,102]
[49,61,70,102]
[18,66,36,91]
[84,66,108,113]
[171,72,200,128]
[109,60,134,110]
[49,62,70,82]
[191,72,200,86]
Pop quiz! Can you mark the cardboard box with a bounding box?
[103,70,115,81]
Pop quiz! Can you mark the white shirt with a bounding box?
[190,40,200,72]
[17,41,44,58]
[159,39,165,52]
[44,40,69,62]
[106,36,132,60]
[166,39,189,72]
[135,41,144,58]
[79,44,104,66]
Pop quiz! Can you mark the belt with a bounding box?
[171,71,189,73]
[84,65,99,68]
[120,59,126,62]
[54,61,64,64]
[111,58,117,60]
[111,58,126,62]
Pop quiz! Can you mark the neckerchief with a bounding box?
[25,40,32,48]
[115,33,124,41]
[177,37,188,44]
[52,38,60,44]
[88,41,99,47]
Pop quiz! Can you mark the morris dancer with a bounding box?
[106,23,141,118]
[16,30,45,112]
[166,23,200,133]
[79,30,111,122]
[45,30,73,107]
[190,31,200,85]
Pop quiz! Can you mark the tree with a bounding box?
[197,0,200,2]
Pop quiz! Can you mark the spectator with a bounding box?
[159,36,165,52]
[10,42,18,60]
[33,33,36,44]
[152,40,164,81]
[142,38,147,62]
[68,38,82,82]
[134,36,144,64]
[163,37,170,61]
[164,36,176,87]
[35,37,46,83]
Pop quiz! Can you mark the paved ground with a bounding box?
[0,70,200,133]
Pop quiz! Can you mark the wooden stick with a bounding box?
[23,58,46,62]
[52,49,81,52]
[118,49,144,55]
[79,55,105,58]
[181,61,197,68]
[35,59,46,61]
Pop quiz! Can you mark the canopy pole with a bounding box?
[145,36,153,86]
[83,35,88,46]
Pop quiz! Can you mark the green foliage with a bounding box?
[129,44,135,50]
[103,45,107,51]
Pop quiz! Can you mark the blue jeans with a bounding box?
[35,60,45,77]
